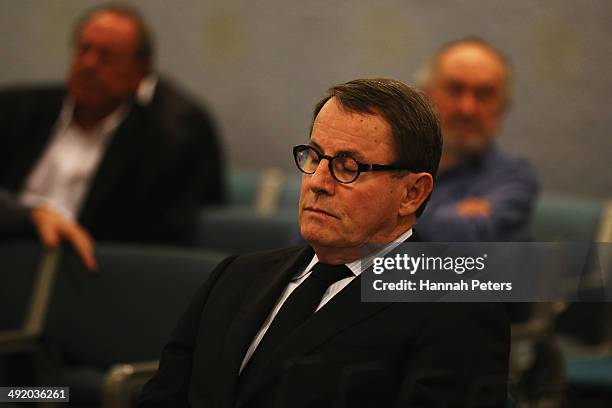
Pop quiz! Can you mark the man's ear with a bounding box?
[398,172,434,216]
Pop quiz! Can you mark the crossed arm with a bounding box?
[419,160,539,241]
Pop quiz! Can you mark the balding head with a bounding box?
[68,5,152,127]
[73,3,154,66]
[420,39,512,164]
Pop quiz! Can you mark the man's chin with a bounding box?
[443,135,490,158]
[71,93,105,109]
[300,226,334,247]
[300,229,322,245]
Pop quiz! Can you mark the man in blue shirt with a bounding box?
[417,38,539,241]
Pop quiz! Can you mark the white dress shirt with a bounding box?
[239,228,413,372]
[19,99,127,220]
[136,74,158,106]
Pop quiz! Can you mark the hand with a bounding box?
[31,207,97,272]
[456,197,492,218]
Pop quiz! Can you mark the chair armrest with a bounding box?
[0,249,60,355]
[511,302,566,342]
[102,360,159,408]
[0,329,40,354]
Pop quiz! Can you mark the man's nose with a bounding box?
[457,92,477,116]
[76,49,101,69]
[307,159,336,194]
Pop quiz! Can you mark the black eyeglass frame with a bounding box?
[293,144,415,184]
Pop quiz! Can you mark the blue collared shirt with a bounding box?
[417,146,539,241]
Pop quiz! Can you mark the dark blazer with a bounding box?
[0,188,33,237]
[0,82,225,243]
[139,244,510,407]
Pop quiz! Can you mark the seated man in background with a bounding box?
[418,39,560,404]
[139,79,509,407]
[417,38,539,241]
[0,3,225,244]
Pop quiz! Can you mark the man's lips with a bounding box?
[304,206,339,219]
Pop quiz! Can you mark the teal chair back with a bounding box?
[0,240,44,331]
[228,168,260,207]
[278,174,302,209]
[531,193,601,241]
[45,245,224,367]
[195,207,298,254]
[42,245,225,405]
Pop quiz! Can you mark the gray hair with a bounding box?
[416,37,513,106]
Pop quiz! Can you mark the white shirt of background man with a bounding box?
[19,99,127,220]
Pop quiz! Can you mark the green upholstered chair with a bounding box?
[0,240,46,332]
[531,193,602,242]
[228,168,260,207]
[278,173,302,209]
[39,245,225,407]
[228,167,301,212]
[0,240,59,387]
[195,207,298,254]
[530,193,612,404]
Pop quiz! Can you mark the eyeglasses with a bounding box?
[293,144,414,184]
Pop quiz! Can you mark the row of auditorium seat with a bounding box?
[1,168,611,406]
[228,168,612,241]
[221,168,612,252]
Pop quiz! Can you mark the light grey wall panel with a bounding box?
[1,0,610,198]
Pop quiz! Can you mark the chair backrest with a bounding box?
[531,193,602,241]
[194,207,298,254]
[0,240,46,331]
[532,195,611,346]
[278,173,302,209]
[228,168,260,207]
[44,245,225,369]
[228,168,303,213]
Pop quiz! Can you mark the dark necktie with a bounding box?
[238,262,352,390]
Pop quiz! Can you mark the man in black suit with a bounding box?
[140,79,509,407]
[0,4,224,244]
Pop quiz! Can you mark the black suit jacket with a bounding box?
[0,82,225,243]
[139,244,510,407]
[0,188,33,236]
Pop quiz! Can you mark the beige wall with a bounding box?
[1,0,610,198]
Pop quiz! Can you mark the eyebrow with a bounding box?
[309,140,366,162]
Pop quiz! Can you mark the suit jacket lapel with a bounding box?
[236,231,421,405]
[78,105,144,225]
[217,246,313,407]
[236,274,393,407]
[4,91,64,191]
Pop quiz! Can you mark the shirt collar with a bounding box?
[296,228,414,281]
[136,74,158,106]
[59,97,130,136]
[438,147,498,183]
